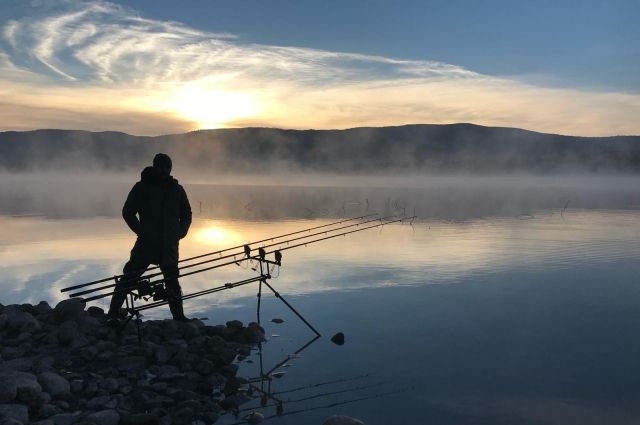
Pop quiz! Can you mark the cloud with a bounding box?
[0,0,638,136]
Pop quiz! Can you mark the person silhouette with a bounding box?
[107,153,192,324]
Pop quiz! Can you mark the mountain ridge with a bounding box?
[2,123,639,173]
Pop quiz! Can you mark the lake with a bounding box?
[1,175,640,424]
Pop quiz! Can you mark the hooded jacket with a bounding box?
[122,166,192,265]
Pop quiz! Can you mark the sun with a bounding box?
[195,225,241,246]
[164,82,259,129]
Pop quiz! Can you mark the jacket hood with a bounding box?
[141,166,178,186]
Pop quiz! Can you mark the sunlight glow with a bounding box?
[163,82,260,129]
[195,225,240,246]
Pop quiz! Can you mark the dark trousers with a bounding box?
[108,249,185,320]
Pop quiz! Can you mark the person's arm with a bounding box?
[122,184,142,235]
[179,186,192,239]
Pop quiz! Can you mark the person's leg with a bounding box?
[161,263,188,321]
[108,245,150,318]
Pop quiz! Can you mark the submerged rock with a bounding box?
[330,332,345,346]
[322,415,366,425]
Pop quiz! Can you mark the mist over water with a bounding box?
[2,172,639,220]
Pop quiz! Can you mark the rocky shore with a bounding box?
[0,299,266,425]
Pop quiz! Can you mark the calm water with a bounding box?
[2,177,640,424]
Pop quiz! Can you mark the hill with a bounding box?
[1,124,639,173]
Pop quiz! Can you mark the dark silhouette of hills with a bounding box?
[1,124,639,173]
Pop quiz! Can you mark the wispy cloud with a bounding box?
[0,0,638,136]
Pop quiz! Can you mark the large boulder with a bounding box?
[84,409,120,425]
[53,298,86,322]
[4,306,41,332]
[0,369,42,402]
[37,372,70,397]
[0,404,29,424]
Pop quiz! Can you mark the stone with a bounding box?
[225,320,243,330]
[53,299,86,322]
[84,409,119,425]
[153,347,170,364]
[330,332,345,346]
[322,415,366,425]
[37,403,63,419]
[57,321,79,346]
[51,413,82,425]
[115,356,146,372]
[171,407,194,425]
[32,420,55,425]
[0,378,17,403]
[4,307,41,332]
[1,418,24,425]
[86,395,116,410]
[2,357,34,372]
[243,324,265,344]
[99,378,119,393]
[0,404,28,424]
[36,301,53,314]
[121,413,159,425]
[70,380,83,394]
[38,372,70,397]
[0,370,42,402]
[245,412,264,424]
[86,306,104,317]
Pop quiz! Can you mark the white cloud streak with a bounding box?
[0,0,638,136]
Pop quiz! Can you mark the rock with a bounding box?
[38,372,70,397]
[36,403,63,419]
[115,356,146,372]
[243,323,265,343]
[84,409,119,425]
[0,378,17,403]
[178,322,200,340]
[4,306,41,332]
[245,411,264,424]
[87,306,104,317]
[171,407,194,425]
[2,357,33,372]
[86,395,116,410]
[0,370,42,402]
[56,321,79,346]
[32,420,55,425]
[70,380,83,393]
[53,299,86,322]
[225,320,243,330]
[121,413,159,425]
[1,419,25,425]
[330,332,345,346]
[99,378,119,393]
[0,313,7,330]
[322,415,365,425]
[54,400,70,410]
[0,404,28,424]
[153,347,170,364]
[51,413,82,425]
[36,301,53,314]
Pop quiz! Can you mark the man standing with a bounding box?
[107,153,192,324]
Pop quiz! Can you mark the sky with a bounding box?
[0,0,639,136]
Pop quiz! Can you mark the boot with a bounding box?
[168,297,190,322]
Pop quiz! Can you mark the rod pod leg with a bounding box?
[262,280,321,337]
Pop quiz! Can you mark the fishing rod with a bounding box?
[61,215,414,339]
[68,216,407,301]
[61,213,378,293]
[66,214,395,298]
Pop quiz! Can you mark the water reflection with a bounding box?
[2,191,640,423]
